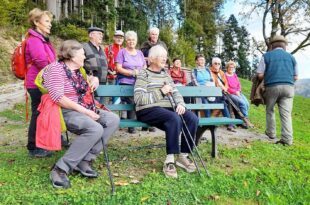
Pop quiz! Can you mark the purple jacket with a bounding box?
[25,29,56,89]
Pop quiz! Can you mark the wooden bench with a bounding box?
[95,85,243,158]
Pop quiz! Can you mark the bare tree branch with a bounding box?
[262,0,271,46]
[291,33,310,54]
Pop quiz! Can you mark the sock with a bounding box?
[179,153,189,159]
[164,154,175,164]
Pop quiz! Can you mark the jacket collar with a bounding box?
[28,29,48,42]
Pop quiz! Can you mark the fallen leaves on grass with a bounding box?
[130,179,140,184]
[140,196,150,202]
[209,195,220,200]
[115,180,129,186]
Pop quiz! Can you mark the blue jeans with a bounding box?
[228,93,249,117]
[201,97,211,117]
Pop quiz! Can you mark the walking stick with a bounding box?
[164,83,210,177]
[89,74,115,194]
[216,74,253,128]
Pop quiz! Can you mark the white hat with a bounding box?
[114,30,124,37]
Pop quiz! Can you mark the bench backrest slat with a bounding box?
[96,85,223,97]
[177,86,222,97]
[96,85,134,97]
[106,103,224,111]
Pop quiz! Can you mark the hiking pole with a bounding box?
[165,90,202,176]
[89,74,115,194]
[166,87,210,177]
[216,74,253,128]
[223,92,253,128]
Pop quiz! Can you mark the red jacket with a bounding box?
[168,67,187,85]
[104,43,122,80]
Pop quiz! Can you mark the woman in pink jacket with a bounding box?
[25,8,56,157]
[225,61,250,120]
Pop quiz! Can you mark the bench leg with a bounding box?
[196,126,208,145]
[210,126,217,158]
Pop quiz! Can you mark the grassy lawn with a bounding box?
[0,80,309,204]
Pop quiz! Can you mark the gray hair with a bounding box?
[149,27,160,35]
[58,40,83,61]
[125,31,138,41]
[148,45,167,63]
[212,57,221,64]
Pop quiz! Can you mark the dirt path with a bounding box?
[0,82,24,112]
[112,126,271,148]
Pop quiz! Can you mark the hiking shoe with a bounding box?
[142,127,156,132]
[75,160,98,178]
[29,148,53,158]
[275,139,292,146]
[227,126,237,132]
[176,156,196,173]
[50,166,70,189]
[163,162,178,178]
[128,128,136,134]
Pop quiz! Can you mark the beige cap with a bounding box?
[270,35,288,44]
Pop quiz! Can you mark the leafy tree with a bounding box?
[222,15,239,63]
[221,15,251,78]
[177,0,224,61]
[237,26,251,79]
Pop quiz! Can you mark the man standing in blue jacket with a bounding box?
[257,35,298,146]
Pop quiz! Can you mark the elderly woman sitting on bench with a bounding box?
[134,45,199,178]
[42,40,120,188]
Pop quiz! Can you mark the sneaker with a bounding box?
[128,128,136,134]
[29,148,53,158]
[75,160,98,178]
[176,156,196,173]
[275,139,292,146]
[163,162,178,178]
[50,166,71,189]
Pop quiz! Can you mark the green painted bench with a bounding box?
[96,85,243,158]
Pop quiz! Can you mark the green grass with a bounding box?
[0,81,309,204]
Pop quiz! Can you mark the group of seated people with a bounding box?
[166,54,250,131]
[24,8,250,189]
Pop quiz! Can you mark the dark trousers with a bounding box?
[27,88,42,150]
[137,107,198,154]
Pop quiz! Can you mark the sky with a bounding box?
[223,1,310,79]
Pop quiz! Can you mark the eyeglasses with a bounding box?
[213,62,221,65]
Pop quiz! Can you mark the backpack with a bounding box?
[11,35,30,80]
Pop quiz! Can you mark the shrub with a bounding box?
[52,23,88,43]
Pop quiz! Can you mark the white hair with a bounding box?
[149,27,160,35]
[212,57,221,64]
[125,31,138,41]
[148,45,167,63]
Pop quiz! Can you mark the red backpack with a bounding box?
[11,35,30,80]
